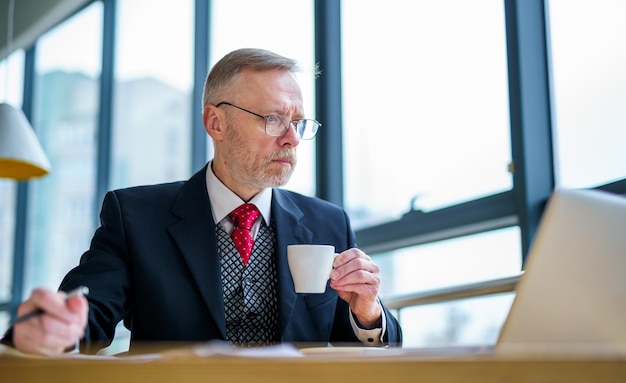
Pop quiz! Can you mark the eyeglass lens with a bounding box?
[265,116,319,139]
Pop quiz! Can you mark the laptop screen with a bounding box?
[495,188,626,355]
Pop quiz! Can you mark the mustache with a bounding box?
[268,149,296,163]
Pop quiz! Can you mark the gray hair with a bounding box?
[202,48,315,108]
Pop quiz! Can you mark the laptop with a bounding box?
[494,188,626,356]
[292,188,626,358]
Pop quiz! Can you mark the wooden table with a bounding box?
[2,346,626,383]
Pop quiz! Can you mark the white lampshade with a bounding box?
[0,102,51,179]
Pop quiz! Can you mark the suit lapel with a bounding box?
[167,166,227,339]
[271,190,314,338]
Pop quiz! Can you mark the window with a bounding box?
[399,293,514,347]
[0,180,16,303]
[24,3,103,292]
[342,0,512,229]
[0,312,8,339]
[111,0,194,189]
[377,228,521,346]
[377,228,521,296]
[211,0,317,196]
[343,0,517,348]
[549,0,626,188]
[0,50,24,304]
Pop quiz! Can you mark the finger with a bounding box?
[331,268,381,289]
[333,248,374,268]
[331,256,380,281]
[65,295,88,316]
[65,295,89,332]
[332,282,379,300]
[333,248,369,268]
[19,288,77,324]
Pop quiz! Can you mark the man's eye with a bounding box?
[265,115,281,124]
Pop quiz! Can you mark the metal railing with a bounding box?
[381,273,522,310]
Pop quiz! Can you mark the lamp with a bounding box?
[0,0,51,180]
[0,103,51,179]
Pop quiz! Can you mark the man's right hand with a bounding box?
[12,287,88,355]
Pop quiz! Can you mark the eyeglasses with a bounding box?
[216,102,320,140]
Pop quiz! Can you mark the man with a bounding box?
[3,48,402,355]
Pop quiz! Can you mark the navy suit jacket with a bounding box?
[54,166,401,353]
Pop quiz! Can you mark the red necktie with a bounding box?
[229,204,260,266]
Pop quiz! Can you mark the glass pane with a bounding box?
[0,311,9,337]
[24,3,103,292]
[0,50,23,303]
[0,49,24,106]
[549,0,626,188]
[342,0,512,229]
[0,180,16,302]
[375,228,522,296]
[111,0,194,188]
[397,294,514,348]
[375,228,521,347]
[210,0,317,197]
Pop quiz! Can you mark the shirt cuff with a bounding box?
[349,300,387,347]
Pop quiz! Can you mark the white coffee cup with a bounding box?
[287,244,336,293]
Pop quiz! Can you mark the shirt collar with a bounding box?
[205,161,272,225]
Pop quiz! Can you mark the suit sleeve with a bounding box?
[331,209,403,347]
[58,190,133,353]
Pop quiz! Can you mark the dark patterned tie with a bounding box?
[229,204,260,266]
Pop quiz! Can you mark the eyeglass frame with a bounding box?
[215,101,321,140]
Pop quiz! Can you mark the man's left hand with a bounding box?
[330,248,382,328]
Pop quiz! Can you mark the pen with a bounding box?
[12,286,89,325]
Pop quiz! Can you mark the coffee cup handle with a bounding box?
[328,253,339,279]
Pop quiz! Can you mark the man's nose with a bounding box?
[278,122,300,146]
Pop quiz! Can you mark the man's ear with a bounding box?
[203,104,225,141]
